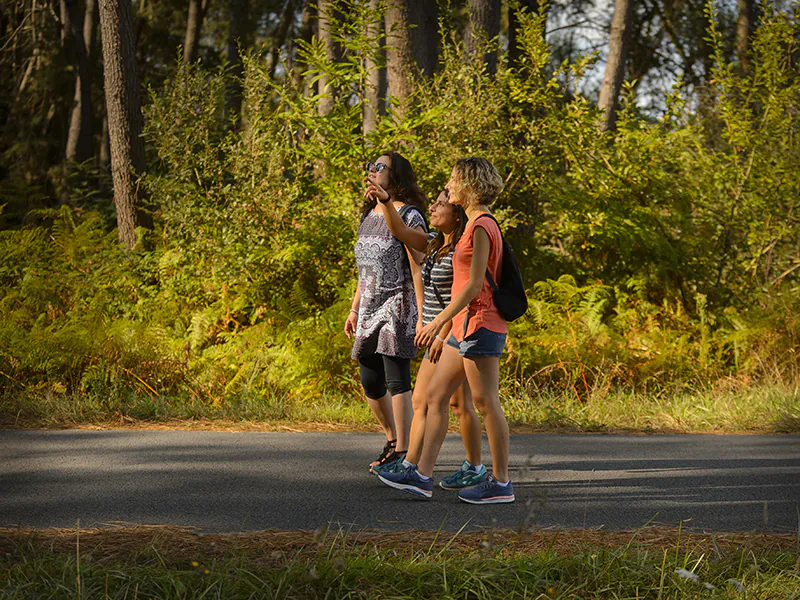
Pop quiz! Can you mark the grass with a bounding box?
[2,378,798,433]
[1,525,798,599]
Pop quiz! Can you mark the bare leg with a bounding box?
[464,356,510,482]
[391,390,413,452]
[449,381,482,466]
[367,392,395,442]
[416,345,466,478]
[405,358,436,464]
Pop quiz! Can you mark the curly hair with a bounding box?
[450,157,504,208]
[360,151,428,218]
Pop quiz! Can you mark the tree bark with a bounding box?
[736,0,755,73]
[465,0,501,76]
[363,0,385,135]
[385,0,412,119]
[268,0,297,80]
[317,0,336,116]
[66,0,96,162]
[183,0,208,64]
[597,0,633,132]
[408,1,437,77]
[291,1,315,94]
[226,0,249,116]
[98,0,150,248]
[508,0,545,70]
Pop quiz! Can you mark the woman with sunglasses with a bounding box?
[363,186,487,494]
[379,157,515,504]
[345,152,428,471]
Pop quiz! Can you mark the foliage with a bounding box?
[0,4,798,428]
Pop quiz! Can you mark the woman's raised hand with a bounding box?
[364,175,390,203]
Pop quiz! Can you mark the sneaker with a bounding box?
[370,453,406,475]
[457,475,515,504]
[378,464,433,499]
[439,460,488,490]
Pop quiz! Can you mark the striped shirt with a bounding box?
[421,232,454,326]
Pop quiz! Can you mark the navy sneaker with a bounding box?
[457,475,515,504]
[378,464,433,499]
[439,460,488,490]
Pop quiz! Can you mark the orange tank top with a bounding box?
[451,213,508,341]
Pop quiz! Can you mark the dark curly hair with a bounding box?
[360,151,428,219]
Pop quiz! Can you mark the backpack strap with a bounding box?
[474,213,501,291]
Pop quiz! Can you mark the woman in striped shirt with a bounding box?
[364,179,488,491]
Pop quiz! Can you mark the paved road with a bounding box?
[1,431,798,533]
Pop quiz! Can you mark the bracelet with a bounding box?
[378,191,392,204]
[436,335,446,343]
[349,309,358,315]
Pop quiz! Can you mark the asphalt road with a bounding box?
[1,431,798,533]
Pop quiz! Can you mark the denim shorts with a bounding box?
[447,328,507,358]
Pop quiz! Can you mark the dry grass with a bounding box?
[1,524,796,565]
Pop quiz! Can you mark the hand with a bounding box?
[428,337,444,363]
[344,312,358,339]
[415,319,442,349]
[364,175,390,203]
[416,319,423,336]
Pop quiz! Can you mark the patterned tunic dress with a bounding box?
[352,205,427,360]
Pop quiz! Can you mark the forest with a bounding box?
[0,0,798,430]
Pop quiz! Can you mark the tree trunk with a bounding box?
[508,0,545,70]
[597,0,633,132]
[317,0,336,116]
[268,0,297,80]
[226,0,249,117]
[363,0,385,135]
[736,0,755,73]
[385,0,412,119]
[183,0,208,64]
[465,0,501,76]
[292,1,314,93]
[408,1,437,77]
[66,0,96,162]
[98,0,150,248]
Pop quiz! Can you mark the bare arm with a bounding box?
[415,226,490,347]
[408,250,425,327]
[365,175,428,253]
[344,280,361,339]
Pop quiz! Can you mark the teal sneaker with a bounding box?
[370,454,406,475]
[439,460,488,490]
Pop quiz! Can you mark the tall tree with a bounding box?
[736,0,756,73]
[317,0,336,116]
[268,0,298,80]
[408,2,437,77]
[363,0,386,135]
[385,0,412,118]
[98,0,150,248]
[226,0,249,116]
[65,0,97,162]
[183,0,209,64]
[597,0,633,132]
[465,0,501,75]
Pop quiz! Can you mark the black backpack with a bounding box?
[477,214,528,322]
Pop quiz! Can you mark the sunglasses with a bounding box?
[365,161,391,173]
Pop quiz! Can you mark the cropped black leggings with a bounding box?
[358,353,412,400]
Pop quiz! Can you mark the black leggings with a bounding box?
[359,353,412,400]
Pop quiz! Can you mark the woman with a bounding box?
[344,152,427,470]
[379,157,515,504]
[365,187,487,494]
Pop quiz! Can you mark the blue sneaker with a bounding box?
[379,464,433,499]
[457,475,515,504]
[439,460,488,490]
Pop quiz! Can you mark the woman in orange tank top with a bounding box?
[377,157,515,504]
